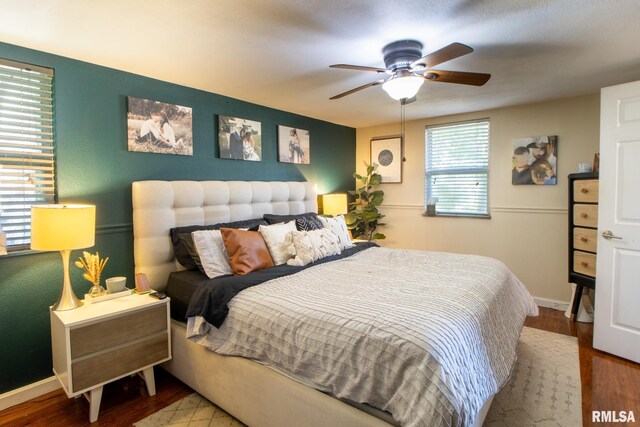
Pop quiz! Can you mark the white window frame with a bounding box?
[0,58,56,252]
[425,119,490,218]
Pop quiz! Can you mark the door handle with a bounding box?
[602,230,622,240]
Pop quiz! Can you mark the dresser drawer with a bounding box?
[71,332,169,391]
[573,228,598,253]
[574,179,599,203]
[574,251,597,277]
[573,204,598,228]
[70,305,167,359]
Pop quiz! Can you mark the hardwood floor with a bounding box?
[0,370,191,427]
[1,307,638,426]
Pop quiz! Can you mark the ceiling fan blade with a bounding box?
[423,70,491,86]
[330,79,386,100]
[330,64,390,74]
[410,42,473,70]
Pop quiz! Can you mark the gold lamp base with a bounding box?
[52,249,83,311]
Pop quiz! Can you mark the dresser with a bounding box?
[50,294,171,422]
[568,172,599,320]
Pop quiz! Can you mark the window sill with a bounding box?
[1,248,43,258]
[422,213,491,219]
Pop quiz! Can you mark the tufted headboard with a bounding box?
[132,180,317,290]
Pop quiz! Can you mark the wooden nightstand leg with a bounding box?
[84,386,103,423]
[140,366,156,396]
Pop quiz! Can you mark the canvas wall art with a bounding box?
[512,135,558,185]
[218,116,262,161]
[278,126,310,164]
[127,97,193,156]
[371,136,402,183]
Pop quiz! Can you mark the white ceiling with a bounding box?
[1,0,640,128]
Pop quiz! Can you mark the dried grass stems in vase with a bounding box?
[75,251,109,297]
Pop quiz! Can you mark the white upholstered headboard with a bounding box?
[132,180,317,290]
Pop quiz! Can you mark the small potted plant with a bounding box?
[75,251,109,297]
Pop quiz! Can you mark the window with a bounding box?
[0,58,55,252]
[425,119,489,217]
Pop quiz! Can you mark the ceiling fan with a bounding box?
[329,40,491,101]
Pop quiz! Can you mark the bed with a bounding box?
[132,180,538,427]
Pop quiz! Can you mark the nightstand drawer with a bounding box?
[72,332,168,391]
[573,227,598,252]
[573,204,598,228]
[70,305,166,359]
[574,251,597,277]
[574,179,599,203]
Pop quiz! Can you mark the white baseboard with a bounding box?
[0,376,60,411]
[533,296,569,312]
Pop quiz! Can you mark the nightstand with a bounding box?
[50,293,171,422]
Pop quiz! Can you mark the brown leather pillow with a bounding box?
[220,228,275,275]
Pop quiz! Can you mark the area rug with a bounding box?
[134,327,581,427]
[484,327,582,426]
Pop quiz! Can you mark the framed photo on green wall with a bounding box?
[218,115,262,161]
[278,126,310,164]
[127,97,193,156]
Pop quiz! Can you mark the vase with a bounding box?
[88,282,107,297]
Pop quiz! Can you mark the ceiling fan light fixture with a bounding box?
[382,73,424,100]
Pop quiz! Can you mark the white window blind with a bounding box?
[425,119,490,217]
[0,58,55,251]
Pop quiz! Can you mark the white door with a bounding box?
[594,81,640,363]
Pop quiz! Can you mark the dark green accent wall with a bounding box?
[0,41,355,393]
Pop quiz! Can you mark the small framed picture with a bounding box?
[135,273,151,294]
[371,136,402,183]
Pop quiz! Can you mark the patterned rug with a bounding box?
[484,327,581,426]
[134,327,581,427]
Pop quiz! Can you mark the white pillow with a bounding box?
[285,228,341,266]
[258,221,298,265]
[319,215,354,250]
[191,230,232,278]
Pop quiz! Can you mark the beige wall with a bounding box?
[356,94,600,303]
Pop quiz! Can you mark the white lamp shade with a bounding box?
[322,193,348,216]
[382,75,424,100]
[31,204,96,250]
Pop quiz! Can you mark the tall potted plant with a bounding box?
[345,163,386,241]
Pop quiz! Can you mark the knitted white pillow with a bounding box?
[318,215,354,250]
[286,228,341,266]
[258,221,297,265]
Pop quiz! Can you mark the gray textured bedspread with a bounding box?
[186,247,538,426]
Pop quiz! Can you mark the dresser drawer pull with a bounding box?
[580,237,589,243]
[581,188,589,193]
[581,261,589,267]
[580,213,588,218]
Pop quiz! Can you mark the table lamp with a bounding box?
[0,225,6,256]
[322,193,348,217]
[31,204,96,311]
